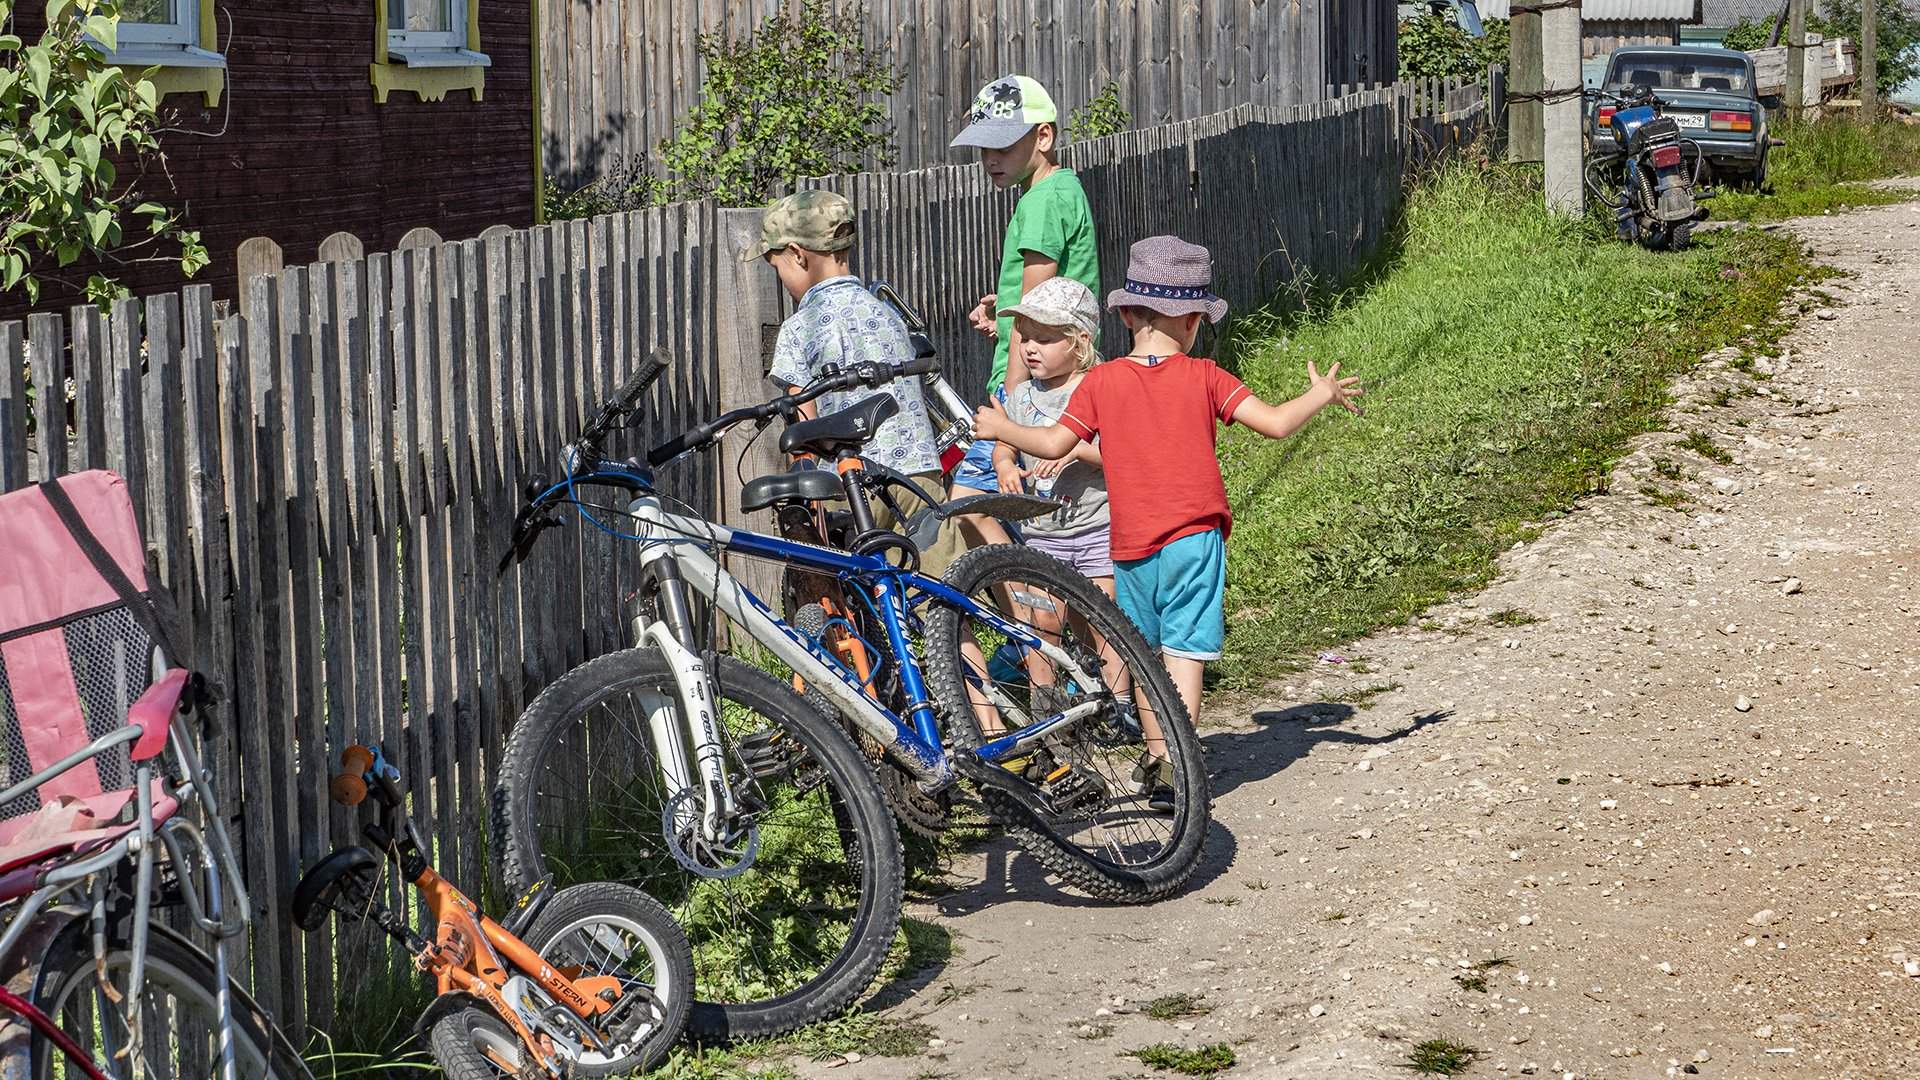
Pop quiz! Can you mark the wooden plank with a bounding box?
[179,287,229,679]
[523,226,563,689]
[437,240,484,894]
[363,251,412,989]
[143,295,190,612]
[244,272,303,1029]
[214,310,262,998]
[104,299,148,528]
[308,262,358,902]
[414,243,460,899]
[68,307,107,471]
[26,314,65,481]
[0,323,25,492]
[477,233,520,782]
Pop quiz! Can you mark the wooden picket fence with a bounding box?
[0,75,1487,1041]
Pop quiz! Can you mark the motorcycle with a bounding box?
[1585,85,1711,251]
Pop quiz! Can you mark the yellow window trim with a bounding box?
[123,0,225,108]
[371,0,487,103]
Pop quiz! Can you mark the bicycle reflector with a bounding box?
[1709,110,1753,132]
[1650,145,1684,169]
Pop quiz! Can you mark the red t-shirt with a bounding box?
[1058,354,1252,561]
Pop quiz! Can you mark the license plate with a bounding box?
[1672,112,1706,128]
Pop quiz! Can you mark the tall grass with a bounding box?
[1714,115,1920,220]
[1212,158,1812,686]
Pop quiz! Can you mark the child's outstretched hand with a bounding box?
[973,397,1011,442]
[968,293,999,337]
[1310,360,1365,416]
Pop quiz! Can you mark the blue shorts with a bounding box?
[1114,530,1226,662]
[950,438,999,493]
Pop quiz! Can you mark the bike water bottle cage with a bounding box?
[779,395,901,458]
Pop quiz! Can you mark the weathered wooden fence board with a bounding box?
[0,81,1486,1034]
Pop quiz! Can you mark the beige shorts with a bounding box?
[871,471,969,579]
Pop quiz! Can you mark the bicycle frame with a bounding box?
[563,472,1110,812]
[408,866,622,1072]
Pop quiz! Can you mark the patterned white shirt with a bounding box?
[768,276,940,476]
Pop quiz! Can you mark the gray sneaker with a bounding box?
[1129,757,1177,815]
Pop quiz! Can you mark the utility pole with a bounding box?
[1786,0,1807,120]
[1861,0,1879,120]
[1509,4,1544,163]
[1542,0,1584,216]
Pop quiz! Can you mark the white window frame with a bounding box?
[94,0,224,70]
[387,0,490,67]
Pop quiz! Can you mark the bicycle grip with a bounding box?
[331,745,374,807]
[617,349,673,411]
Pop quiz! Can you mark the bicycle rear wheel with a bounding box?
[30,921,308,1080]
[492,649,903,1042]
[925,543,1211,903]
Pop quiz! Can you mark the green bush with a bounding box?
[1722,2,1920,93]
[0,0,206,304]
[651,0,898,207]
[1399,12,1509,79]
[1066,80,1130,141]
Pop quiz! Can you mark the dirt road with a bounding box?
[806,194,1920,1080]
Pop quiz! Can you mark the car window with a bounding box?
[1605,57,1750,92]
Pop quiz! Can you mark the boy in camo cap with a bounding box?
[753,189,965,574]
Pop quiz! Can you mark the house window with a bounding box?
[371,0,489,102]
[92,0,226,107]
[119,0,195,46]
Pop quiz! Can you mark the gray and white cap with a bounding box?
[998,276,1100,337]
[950,75,1060,150]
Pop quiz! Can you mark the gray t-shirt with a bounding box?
[1006,376,1109,538]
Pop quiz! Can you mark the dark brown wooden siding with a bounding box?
[5,2,533,318]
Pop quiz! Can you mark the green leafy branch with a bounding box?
[1,0,206,306]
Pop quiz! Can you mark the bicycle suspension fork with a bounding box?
[625,493,740,843]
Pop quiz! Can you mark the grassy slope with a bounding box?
[1212,161,1811,687]
[1713,115,1920,221]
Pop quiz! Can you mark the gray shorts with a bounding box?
[1025,527,1113,579]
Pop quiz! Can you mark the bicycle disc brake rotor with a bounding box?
[661,788,760,878]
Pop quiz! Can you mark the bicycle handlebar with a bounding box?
[330,745,374,807]
[646,355,937,468]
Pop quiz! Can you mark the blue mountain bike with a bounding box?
[493,352,1210,1039]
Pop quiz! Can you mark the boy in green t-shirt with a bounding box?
[947,75,1101,543]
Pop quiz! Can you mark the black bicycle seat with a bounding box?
[741,468,845,513]
[780,395,899,458]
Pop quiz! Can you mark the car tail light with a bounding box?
[1709,110,1753,132]
[1650,145,1683,168]
[1596,106,1617,132]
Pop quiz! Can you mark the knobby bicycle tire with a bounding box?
[925,543,1212,903]
[491,649,904,1042]
[29,920,310,1080]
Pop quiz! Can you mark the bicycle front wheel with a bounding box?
[925,543,1211,903]
[492,649,904,1042]
[30,921,309,1080]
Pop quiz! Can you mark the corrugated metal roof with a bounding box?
[1698,0,1781,27]
[1476,0,1698,18]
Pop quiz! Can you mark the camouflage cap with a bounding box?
[744,190,856,261]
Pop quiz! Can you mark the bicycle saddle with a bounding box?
[741,467,845,514]
[779,395,899,458]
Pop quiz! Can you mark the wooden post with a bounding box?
[1787,0,1806,120]
[1509,5,1543,163]
[1861,0,1878,119]
[1543,0,1584,216]
[713,208,784,605]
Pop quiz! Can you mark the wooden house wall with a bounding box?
[4,3,534,319]
[1583,18,1684,57]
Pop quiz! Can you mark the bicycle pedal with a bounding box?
[955,754,1058,821]
[1041,764,1109,813]
[735,728,793,779]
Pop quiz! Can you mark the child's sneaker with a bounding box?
[1129,756,1177,815]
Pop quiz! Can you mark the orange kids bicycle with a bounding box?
[292,746,691,1078]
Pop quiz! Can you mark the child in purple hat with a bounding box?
[975,235,1363,735]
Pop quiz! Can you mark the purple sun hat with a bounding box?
[1105,236,1229,324]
